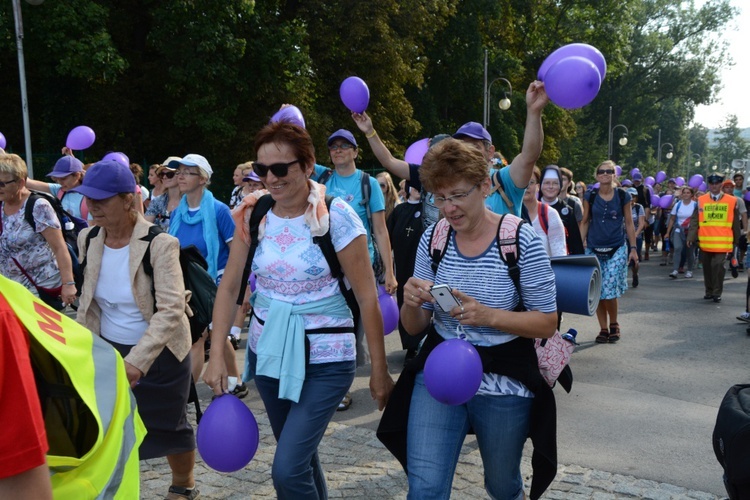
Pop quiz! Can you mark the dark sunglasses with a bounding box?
[159,171,177,179]
[597,169,615,175]
[253,159,301,178]
[0,178,18,188]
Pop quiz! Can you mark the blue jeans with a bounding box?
[406,372,532,500]
[248,350,355,499]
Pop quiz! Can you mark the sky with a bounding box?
[692,0,749,130]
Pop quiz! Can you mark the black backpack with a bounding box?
[713,384,750,498]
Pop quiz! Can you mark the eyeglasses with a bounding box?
[0,178,18,188]
[328,143,355,151]
[597,169,615,175]
[433,183,481,208]
[176,169,202,177]
[253,159,301,178]
[159,171,177,179]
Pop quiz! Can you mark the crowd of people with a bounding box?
[1,75,747,499]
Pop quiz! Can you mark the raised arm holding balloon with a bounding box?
[505,80,549,189]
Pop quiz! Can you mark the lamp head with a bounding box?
[666,151,673,159]
[618,136,628,147]
[498,96,511,111]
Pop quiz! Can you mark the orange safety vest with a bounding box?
[697,192,736,253]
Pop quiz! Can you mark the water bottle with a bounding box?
[62,215,75,232]
[561,328,578,344]
[664,239,671,252]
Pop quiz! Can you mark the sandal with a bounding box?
[595,328,609,343]
[608,323,621,343]
[337,392,352,411]
[166,485,200,500]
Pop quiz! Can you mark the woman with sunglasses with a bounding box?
[144,163,181,231]
[392,139,558,499]
[580,160,638,344]
[204,121,393,499]
[377,171,400,222]
[0,153,77,309]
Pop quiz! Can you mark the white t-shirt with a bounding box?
[670,200,697,231]
[94,245,149,345]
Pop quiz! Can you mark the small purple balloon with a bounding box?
[645,176,655,187]
[249,273,256,293]
[404,138,430,165]
[538,43,607,81]
[424,339,483,405]
[102,151,130,168]
[66,125,96,150]
[0,132,6,150]
[688,174,704,189]
[544,56,602,109]
[699,182,707,192]
[630,168,640,177]
[593,182,600,189]
[615,165,622,177]
[339,76,370,114]
[674,176,685,187]
[377,285,398,335]
[270,105,305,129]
[650,193,661,207]
[744,191,750,202]
[655,171,667,184]
[659,194,674,209]
[197,395,259,472]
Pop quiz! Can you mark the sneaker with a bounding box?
[685,271,693,278]
[166,485,200,500]
[337,392,352,411]
[231,382,249,399]
[731,266,739,278]
[669,270,678,279]
[713,296,722,303]
[737,312,750,323]
[632,273,639,288]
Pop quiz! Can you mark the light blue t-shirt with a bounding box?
[313,165,385,263]
[48,184,89,220]
[170,200,235,274]
[485,167,526,216]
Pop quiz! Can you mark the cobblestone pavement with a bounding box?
[140,405,724,499]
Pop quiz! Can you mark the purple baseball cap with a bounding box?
[453,122,492,143]
[70,160,136,200]
[327,129,358,148]
[632,172,643,181]
[243,170,261,182]
[46,156,84,178]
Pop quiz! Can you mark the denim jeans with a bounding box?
[406,372,532,500]
[248,350,355,499]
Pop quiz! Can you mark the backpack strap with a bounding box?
[237,193,276,304]
[496,214,524,310]
[24,193,41,232]
[489,170,515,213]
[317,168,334,185]
[538,202,549,235]
[360,172,373,230]
[428,218,453,274]
[139,226,163,313]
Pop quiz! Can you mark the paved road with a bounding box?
[141,255,746,498]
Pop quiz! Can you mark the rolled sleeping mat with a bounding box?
[550,255,601,316]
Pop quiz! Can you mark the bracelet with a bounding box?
[365,129,377,139]
[63,282,76,286]
[629,246,637,250]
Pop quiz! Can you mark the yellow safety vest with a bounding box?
[0,275,145,499]
[697,193,736,253]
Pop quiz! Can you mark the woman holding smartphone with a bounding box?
[382,138,558,500]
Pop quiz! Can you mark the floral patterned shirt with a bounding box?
[0,197,61,289]
[145,192,172,231]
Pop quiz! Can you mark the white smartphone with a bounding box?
[429,284,462,312]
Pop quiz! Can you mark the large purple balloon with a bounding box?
[659,194,674,209]
[688,174,704,189]
[66,126,96,150]
[538,43,607,81]
[674,176,685,187]
[650,194,661,207]
[645,176,655,187]
[197,394,259,472]
[630,168,640,177]
[340,76,370,114]
[655,171,667,184]
[270,105,306,129]
[377,285,398,335]
[404,138,430,165]
[544,56,602,109]
[102,151,130,168]
[424,339,483,405]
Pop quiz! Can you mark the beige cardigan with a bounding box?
[76,214,191,374]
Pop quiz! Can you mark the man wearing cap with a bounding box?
[352,80,549,221]
[26,155,89,221]
[688,173,741,302]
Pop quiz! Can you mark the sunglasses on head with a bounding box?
[159,171,177,179]
[253,159,301,178]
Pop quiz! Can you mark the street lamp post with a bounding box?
[656,129,674,171]
[11,0,36,178]
[607,106,628,159]
[482,50,512,130]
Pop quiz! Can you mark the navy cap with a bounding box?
[707,174,724,184]
[327,129,357,148]
[47,156,83,178]
[69,160,136,200]
[453,122,492,143]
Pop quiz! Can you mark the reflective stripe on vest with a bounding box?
[0,275,145,499]
[698,193,736,253]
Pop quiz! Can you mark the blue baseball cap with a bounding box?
[327,129,358,148]
[47,156,83,178]
[70,160,136,200]
[453,122,492,143]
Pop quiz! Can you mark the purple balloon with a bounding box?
[544,56,602,109]
[377,285,398,335]
[630,168,640,177]
[404,138,430,165]
[66,125,96,150]
[674,176,685,187]
[645,176,655,187]
[249,273,256,293]
[699,182,707,192]
[688,174,704,189]
[197,395,259,472]
[102,151,130,168]
[615,165,622,177]
[424,339,483,405]
[0,132,6,150]
[538,43,607,81]
[659,194,674,209]
[744,191,750,202]
[339,76,370,114]
[593,182,600,189]
[650,193,661,207]
[655,171,667,184]
[270,105,305,129]
[621,179,633,187]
